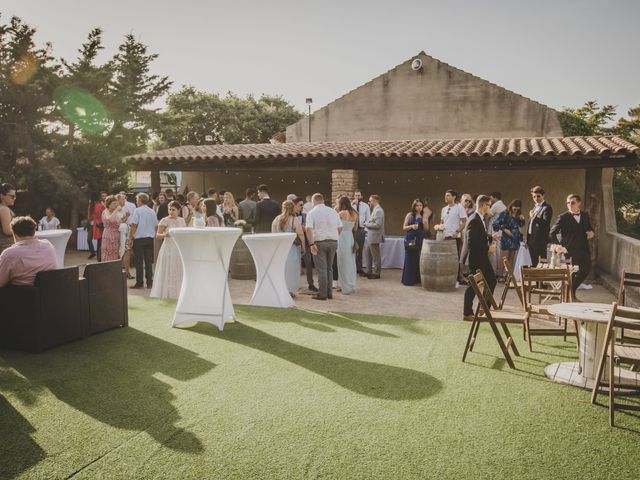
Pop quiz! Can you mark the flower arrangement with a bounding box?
[434,223,446,232]
[234,220,247,227]
[549,244,568,254]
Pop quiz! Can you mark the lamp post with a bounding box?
[305,98,312,142]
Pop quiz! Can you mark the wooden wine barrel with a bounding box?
[420,239,458,291]
[230,234,256,280]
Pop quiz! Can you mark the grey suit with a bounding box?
[364,205,385,275]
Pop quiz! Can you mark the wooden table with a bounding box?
[545,303,640,390]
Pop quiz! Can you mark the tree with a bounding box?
[152,86,302,148]
[559,101,640,238]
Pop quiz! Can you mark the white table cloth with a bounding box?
[243,233,296,308]
[76,228,88,251]
[362,236,405,269]
[545,302,640,390]
[512,243,532,282]
[171,227,241,330]
[35,229,72,268]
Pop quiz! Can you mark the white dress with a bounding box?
[150,216,186,299]
[117,210,128,258]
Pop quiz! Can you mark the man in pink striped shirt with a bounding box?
[0,216,57,287]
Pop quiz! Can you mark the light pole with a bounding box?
[305,98,312,142]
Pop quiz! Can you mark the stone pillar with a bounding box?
[331,169,359,203]
[585,167,603,278]
[150,168,161,195]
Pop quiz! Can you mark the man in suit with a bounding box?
[253,184,280,233]
[352,190,370,274]
[526,186,553,266]
[461,195,500,320]
[549,194,594,296]
[362,194,385,279]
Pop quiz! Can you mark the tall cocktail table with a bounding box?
[170,227,241,330]
[35,229,72,268]
[243,233,296,308]
[546,302,640,389]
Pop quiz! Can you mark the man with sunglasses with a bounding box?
[526,186,553,266]
[549,194,594,296]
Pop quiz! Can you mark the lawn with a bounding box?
[1,296,638,479]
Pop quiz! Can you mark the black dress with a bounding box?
[402,216,425,286]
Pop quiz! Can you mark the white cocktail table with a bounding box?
[35,229,72,268]
[171,227,242,330]
[546,302,640,389]
[243,232,296,308]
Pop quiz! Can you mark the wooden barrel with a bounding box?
[420,239,458,291]
[230,234,256,280]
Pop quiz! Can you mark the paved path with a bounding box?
[66,250,614,322]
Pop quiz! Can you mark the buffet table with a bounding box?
[362,236,405,269]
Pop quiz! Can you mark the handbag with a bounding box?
[404,238,418,251]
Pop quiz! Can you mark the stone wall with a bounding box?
[287,52,563,143]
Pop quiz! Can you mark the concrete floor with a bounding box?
[67,250,615,322]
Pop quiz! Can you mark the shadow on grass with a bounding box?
[237,305,428,338]
[0,391,45,478]
[186,322,442,401]
[1,327,215,460]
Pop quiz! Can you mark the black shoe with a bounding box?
[146,282,153,289]
[308,285,318,292]
[130,284,144,289]
[311,294,327,301]
[88,253,96,259]
[367,274,381,279]
[457,279,468,285]
[359,272,369,277]
[327,294,333,299]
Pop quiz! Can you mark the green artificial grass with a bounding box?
[1,297,639,479]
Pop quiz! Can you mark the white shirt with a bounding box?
[528,202,543,234]
[39,216,60,230]
[124,201,136,224]
[130,205,158,239]
[441,203,466,237]
[352,200,371,228]
[303,201,313,214]
[306,204,341,241]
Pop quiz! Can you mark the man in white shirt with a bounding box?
[440,189,467,284]
[128,193,158,289]
[306,193,342,300]
[352,190,370,274]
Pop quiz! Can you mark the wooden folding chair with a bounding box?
[462,270,528,369]
[498,256,523,309]
[520,266,576,352]
[590,303,640,427]
[617,270,640,344]
[535,256,573,303]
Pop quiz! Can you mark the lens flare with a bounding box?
[53,85,113,135]
[10,52,39,85]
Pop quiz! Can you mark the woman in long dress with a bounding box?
[401,198,427,286]
[101,196,124,262]
[336,196,358,294]
[151,201,186,299]
[272,200,305,296]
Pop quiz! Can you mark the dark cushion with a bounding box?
[82,260,128,335]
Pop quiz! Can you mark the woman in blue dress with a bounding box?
[402,199,428,286]
[272,200,306,297]
[336,196,358,294]
[492,199,525,280]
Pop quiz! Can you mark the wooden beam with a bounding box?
[585,167,603,279]
[150,168,161,194]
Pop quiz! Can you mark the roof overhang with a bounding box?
[124,136,639,172]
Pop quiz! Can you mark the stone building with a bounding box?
[125,51,639,280]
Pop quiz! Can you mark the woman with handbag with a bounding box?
[272,200,306,297]
[402,198,428,286]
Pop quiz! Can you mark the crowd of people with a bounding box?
[0,181,595,319]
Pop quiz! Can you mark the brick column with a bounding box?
[331,169,359,203]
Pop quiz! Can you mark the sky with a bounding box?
[4,0,640,118]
